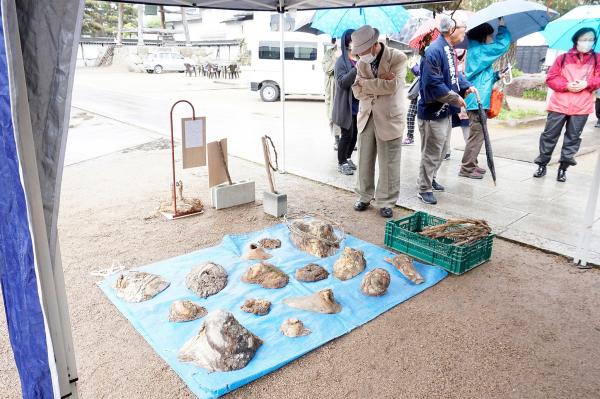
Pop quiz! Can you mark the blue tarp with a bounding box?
[0,6,54,398]
[99,223,448,398]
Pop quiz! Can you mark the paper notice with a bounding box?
[184,119,204,148]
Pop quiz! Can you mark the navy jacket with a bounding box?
[332,29,358,130]
[417,36,471,120]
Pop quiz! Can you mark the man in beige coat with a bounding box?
[351,25,407,218]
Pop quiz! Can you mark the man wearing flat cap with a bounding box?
[351,25,407,218]
[416,15,476,205]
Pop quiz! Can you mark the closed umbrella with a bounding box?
[466,0,558,42]
[542,5,600,51]
[310,6,410,38]
[475,91,497,185]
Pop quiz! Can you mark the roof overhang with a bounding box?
[115,0,450,12]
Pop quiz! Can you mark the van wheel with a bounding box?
[260,83,280,102]
[146,70,154,74]
[154,65,163,74]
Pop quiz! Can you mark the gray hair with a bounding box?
[439,14,466,34]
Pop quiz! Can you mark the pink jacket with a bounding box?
[546,48,600,115]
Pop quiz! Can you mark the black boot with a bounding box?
[333,135,340,151]
[533,165,546,178]
[557,162,568,182]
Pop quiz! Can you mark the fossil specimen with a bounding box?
[158,180,204,216]
[283,288,341,314]
[288,218,340,258]
[177,310,263,372]
[185,262,228,298]
[240,298,271,316]
[169,300,207,322]
[384,255,424,284]
[280,318,311,337]
[361,268,391,296]
[242,262,289,289]
[295,263,329,282]
[242,243,272,260]
[113,271,170,303]
[258,238,281,249]
[333,247,366,281]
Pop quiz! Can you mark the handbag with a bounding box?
[407,76,420,100]
[486,88,503,119]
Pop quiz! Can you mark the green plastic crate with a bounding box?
[384,211,494,275]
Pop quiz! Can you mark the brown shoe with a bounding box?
[475,166,487,174]
[459,170,484,179]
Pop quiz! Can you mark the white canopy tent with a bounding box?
[2,2,598,399]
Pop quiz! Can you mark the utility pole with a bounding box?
[160,6,166,29]
[181,7,191,46]
[137,4,144,46]
[116,3,123,46]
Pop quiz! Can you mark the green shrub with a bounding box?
[497,108,544,121]
[522,88,547,101]
[511,65,524,78]
[405,67,416,84]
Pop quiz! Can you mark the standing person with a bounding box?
[323,37,341,150]
[332,29,358,176]
[403,61,420,146]
[416,15,475,205]
[351,25,407,218]
[460,20,511,179]
[446,48,470,160]
[533,28,600,182]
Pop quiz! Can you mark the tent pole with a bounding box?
[573,150,600,267]
[279,3,286,173]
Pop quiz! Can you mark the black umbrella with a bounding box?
[475,91,497,185]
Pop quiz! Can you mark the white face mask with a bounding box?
[360,52,376,64]
[577,40,594,53]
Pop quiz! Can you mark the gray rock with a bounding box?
[168,300,207,322]
[177,310,263,372]
[361,268,391,296]
[240,298,271,316]
[333,247,366,281]
[185,262,228,298]
[295,263,329,282]
[113,271,170,303]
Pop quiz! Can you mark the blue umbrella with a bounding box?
[466,0,558,42]
[310,6,410,38]
[542,5,600,52]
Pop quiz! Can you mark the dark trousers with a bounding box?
[596,98,600,121]
[338,114,358,165]
[534,111,588,167]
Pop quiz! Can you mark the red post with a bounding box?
[169,100,196,217]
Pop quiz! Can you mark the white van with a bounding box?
[247,32,331,102]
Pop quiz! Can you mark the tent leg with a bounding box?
[279,9,286,173]
[573,150,600,267]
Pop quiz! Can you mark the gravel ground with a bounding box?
[1,136,599,399]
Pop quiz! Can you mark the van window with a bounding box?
[258,41,318,61]
[285,42,317,61]
[259,41,280,60]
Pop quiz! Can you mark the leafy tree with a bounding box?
[81,1,137,37]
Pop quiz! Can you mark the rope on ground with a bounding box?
[90,261,127,277]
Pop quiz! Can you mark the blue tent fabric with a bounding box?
[0,6,54,399]
[99,223,448,398]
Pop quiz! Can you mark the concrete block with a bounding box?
[210,180,255,210]
[263,191,287,217]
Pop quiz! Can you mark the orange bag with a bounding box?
[486,88,503,119]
